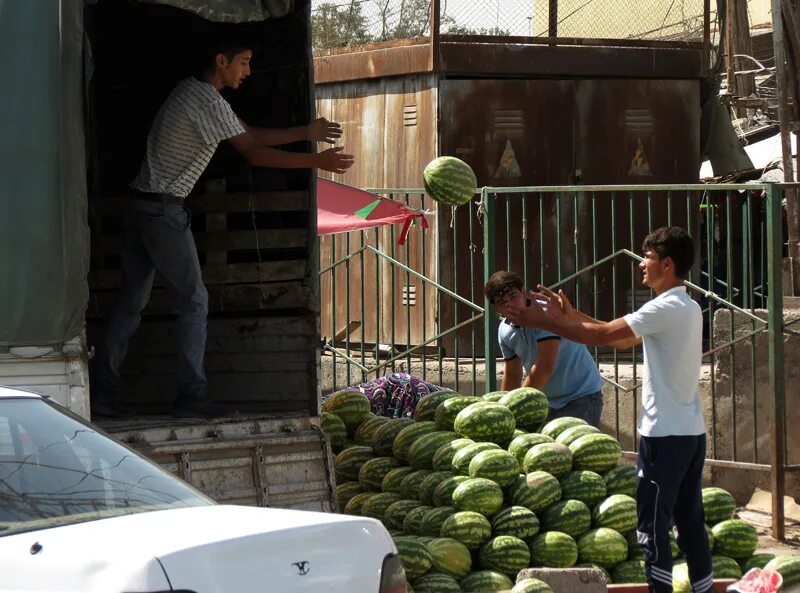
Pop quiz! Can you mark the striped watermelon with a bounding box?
[540,499,592,538]
[412,573,461,593]
[427,537,473,579]
[394,421,439,463]
[603,465,637,498]
[383,466,416,494]
[523,442,573,478]
[483,390,508,402]
[436,396,483,431]
[384,499,425,531]
[321,390,371,434]
[433,475,472,507]
[334,445,375,482]
[469,449,520,487]
[764,556,800,587]
[577,527,628,568]
[459,571,514,593]
[511,470,562,513]
[403,505,435,535]
[508,433,554,470]
[555,424,600,447]
[423,156,477,207]
[452,442,502,475]
[569,434,621,473]
[419,471,455,505]
[321,412,347,452]
[530,531,579,567]
[512,578,554,593]
[479,535,531,576]
[359,456,400,491]
[612,559,647,584]
[454,402,517,445]
[742,553,776,572]
[491,506,540,541]
[395,536,433,579]
[361,492,403,521]
[712,555,743,579]
[336,481,364,512]
[452,478,504,517]
[421,506,457,537]
[433,438,475,472]
[625,530,640,560]
[401,469,434,500]
[592,494,637,535]
[354,414,392,445]
[415,391,460,421]
[575,563,611,583]
[343,491,379,515]
[440,511,493,549]
[711,519,758,559]
[560,470,607,507]
[702,486,736,525]
[706,523,715,551]
[672,561,691,593]
[541,417,587,440]
[373,417,415,455]
[409,431,459,470]
[500,387,549,428]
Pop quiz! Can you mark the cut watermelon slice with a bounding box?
[728,568,784,593]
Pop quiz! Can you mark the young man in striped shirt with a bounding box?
[92,37,353,419]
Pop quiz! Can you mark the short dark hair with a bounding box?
[484,271,524,305]
[195,31,253,76]
[642,226,695,278]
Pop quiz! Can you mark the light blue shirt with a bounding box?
[498,320,603,409]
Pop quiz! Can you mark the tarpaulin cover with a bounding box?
[143,0,292,22]
[316,179,428,244]
[0,1,89,346]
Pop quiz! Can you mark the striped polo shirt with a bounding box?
[132,77,246,198]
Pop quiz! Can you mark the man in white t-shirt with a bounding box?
[92,35,354,419]
[506,227,713,593]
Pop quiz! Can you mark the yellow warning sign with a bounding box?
[628,137,652,176]
[495,139,522,178]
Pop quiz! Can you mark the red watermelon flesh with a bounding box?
[731,568,783,593]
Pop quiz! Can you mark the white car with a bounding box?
[0,386,407,593]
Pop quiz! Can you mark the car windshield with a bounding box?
[0,397,212,536]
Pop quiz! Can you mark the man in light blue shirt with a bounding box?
[485,271,604,426]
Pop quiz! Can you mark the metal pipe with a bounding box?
[483,188,497,393]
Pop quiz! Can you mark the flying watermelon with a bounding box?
[423,156,477,207]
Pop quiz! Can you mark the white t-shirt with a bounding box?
[623,285,706,437]
[132,78,246,198]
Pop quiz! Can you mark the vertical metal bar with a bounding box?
[592,192,599,365]
[330,237,337,391]
[454,204,460,393]
[556,194,563,281]
[539,194,545,285]
[345,233,352,384]
[746,192,758,463]
[630,191,638,450]
[506,196,512,270]
[421,193,428,382]
[726,191,736,460]
[522,193,529,289]
[391,220,397,374]
[766,183,786,541]
[611,191,620,440]
[706,192,717,458]
[360,230,366,383]
[549,0,558,36]
[484,188,497,393]
[574,190,580,310]
[375,228,381,368]
[667,190,673,227]
[405,194,412,373]
[687,190,694,285]
[703,0,711,73]
[470,198,477,396]
[647,190,653,232]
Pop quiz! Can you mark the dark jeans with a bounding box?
[548,391,603,427]
[636,434,713,593]
[92,197,208,402]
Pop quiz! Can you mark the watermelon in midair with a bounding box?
[423,157,477,207]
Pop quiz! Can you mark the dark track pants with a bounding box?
[635,434,713,593]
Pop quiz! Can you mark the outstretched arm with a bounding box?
[228,130,354,173]
[240,117,342,147]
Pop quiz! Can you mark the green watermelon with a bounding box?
[592,494,637,535]
[625,530,640,560]
[394,421,439,463]
[335,482,364,512]
[419,471,455,506]
[321,390,371,433]
[575,563,611,583]
[401,469,434,500]
[432,475,472,507]
[712,555,743,579]
[523,442,573,478]
[742,553,776,572]
[440,511,493,549]
[468,449,520,487]
[361,492,403,521]
[479,535,531,576]
[508,433,554,470]
[569,434,621,473]
[354,414,391,445]
[555,424,600,447]
[511,578,554,593]
[373,417,415,455]
[483,390,508,402]
[409,431,459,470]
[577,527,628,569]
[427,537,473,579]
[541,417,587,440]
[383,466,416,494]
[459,571,514,593]
[395,536,433,579]
[612,559,647,584]
[711,519,758,559]
[530,531,579,567]
[436,396,483,431]
[454,402,517,445]
[421,506,457,537]
[540,499,592,538]
[334,445,375,482]
[423,156,477,207]
[702,487,736,525]
[491,506,540,541]
[384,499,425,531]
[705,523,715,551]
[358,456,400,492]
[403,505,435,535]
[415,391,460,422]
[321,412,347,452]
[451,478,504,517]
[500,387,549,428]
[672,561,690,593]
[343,491,379,515]
[412,573,461,593]
[559,470,607,508]
[433,438,476,472]
[452,442,502,476]
[511,470,562,513]
[603,465,637,498]
[764,556,800,587]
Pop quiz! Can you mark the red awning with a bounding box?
[316,179,428,244]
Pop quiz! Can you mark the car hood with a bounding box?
[0,505,396,593]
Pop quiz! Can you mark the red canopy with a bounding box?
[316,179,428,244]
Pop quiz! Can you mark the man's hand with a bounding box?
[535,285,577,323]
[308,117,343,144]
[316,146,355,174]
[506,295,547,327]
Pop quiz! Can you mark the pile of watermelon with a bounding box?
[320,388,799,593]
